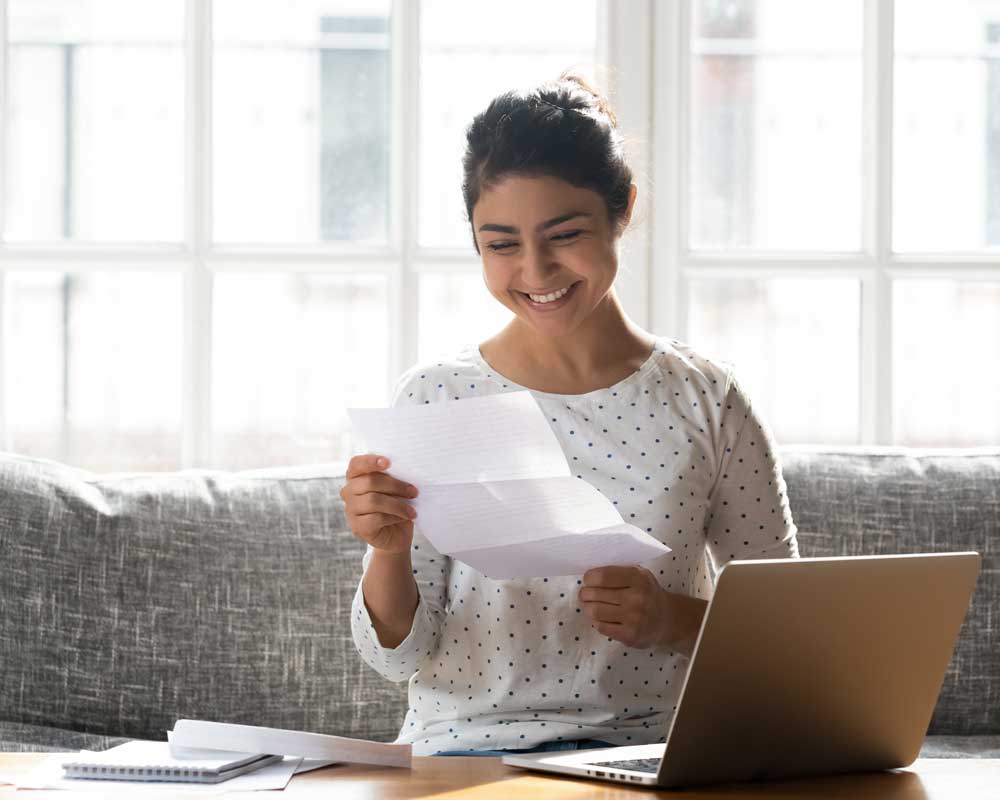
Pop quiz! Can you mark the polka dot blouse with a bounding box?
[350,336,800,755]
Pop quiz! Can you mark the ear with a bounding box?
[616,184,639,238]
[624,184,638,226]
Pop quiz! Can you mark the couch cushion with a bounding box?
[0,721,131,753]
[779,446,1000,736]
[0,452,406,743]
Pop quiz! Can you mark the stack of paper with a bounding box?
[0,721,410,793]
[348,391,671,578]
[10,745,303,793]
[168,720,411,768]
[61,740,280,783]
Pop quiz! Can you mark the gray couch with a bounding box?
[1,447,998,757]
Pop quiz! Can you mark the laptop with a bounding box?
[503,552,981,789]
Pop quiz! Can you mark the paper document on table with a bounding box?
[169,720,411,769]
[166,729,338,775]
[348,391,670,578]
[16,750,300,793]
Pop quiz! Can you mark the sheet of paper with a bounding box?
[64,739,268,771]
[170,720,411,769]
[452,529,670,580]
[293,759,339,775]
[414,476,635,551]
[16,752,301,793]
[0,753,337,787]
[348,391,570,486]
[348,391,670,578]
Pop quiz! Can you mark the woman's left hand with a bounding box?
[578,566,709,655]
[578,565,672,649]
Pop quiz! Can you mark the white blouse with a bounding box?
[351,337,799,755]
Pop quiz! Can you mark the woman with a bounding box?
[344,73,799,756]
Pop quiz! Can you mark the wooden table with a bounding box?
[1,753,998,798]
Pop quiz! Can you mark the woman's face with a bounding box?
[472,174,633,339]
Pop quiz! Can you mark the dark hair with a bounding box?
[461,72,633,253]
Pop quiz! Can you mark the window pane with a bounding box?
[894,0,1000,252]
[4,270,183,470]
[418,0,598,249]
[689,0,863,251]
[687,277,860,443]
[5,0,184,243]
[213,1,390,244]
[211,272,388,469]
[893,281,1000,445]
[418,273,514,362]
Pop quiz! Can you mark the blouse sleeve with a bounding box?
[704,367,800,574]
[350,533,449,683]
[349,367,450,683]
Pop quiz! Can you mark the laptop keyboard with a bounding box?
[587,757,660,774]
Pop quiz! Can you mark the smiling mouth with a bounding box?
[519,281,580,305]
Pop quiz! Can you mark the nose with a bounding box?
[520,239,560,286]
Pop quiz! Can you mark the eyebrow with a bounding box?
[477,211,591,234]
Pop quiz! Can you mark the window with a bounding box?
[2,0,998,473]
[1,0,597,470]
[665,0,1000,447]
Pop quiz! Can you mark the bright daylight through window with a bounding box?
[1,0,999,472]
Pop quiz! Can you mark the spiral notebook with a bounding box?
[61,740,282,784]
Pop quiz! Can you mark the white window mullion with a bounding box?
[0,0,6,243]
[388,0,419,395]
[182,0,213,468]
[0,248,190,269]
[681,252,877,269]
[860,0,877,444]
[862,0,895,445]
[600,0,653,331]
[0,0,8,450]
[0,270,6,452]
[681,265,878,281]
[650,0,686,340]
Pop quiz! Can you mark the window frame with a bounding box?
[1,0,998,466]
[653,0,1000,446]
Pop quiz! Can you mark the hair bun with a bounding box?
[558,71,618,128]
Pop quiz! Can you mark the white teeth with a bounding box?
[527,285,572,304]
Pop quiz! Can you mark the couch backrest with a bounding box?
[1,447,997,741]
[780,446,1000,736]
[0,454,407,743]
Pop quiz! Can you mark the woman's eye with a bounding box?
[487,241,517,252]
[485,231,580,252]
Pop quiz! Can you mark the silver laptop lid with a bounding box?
[656,552,981,788]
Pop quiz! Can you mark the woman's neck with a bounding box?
[479,292,657,395]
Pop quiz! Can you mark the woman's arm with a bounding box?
[349,365,451,680]
[350,530,449,683]
[362,549,419,648]
[704,368,799,565]
[662,591,709,658]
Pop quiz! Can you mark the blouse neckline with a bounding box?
[463,338,665,403]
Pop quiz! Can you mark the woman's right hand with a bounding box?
[340,454,419,553]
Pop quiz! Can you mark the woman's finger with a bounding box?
[582,566,639,588]
[353,512,411,539]
[593,621,626,641]
[582,602,624,624]
[346,453,390,480]
[352,493,416,521]
[578,586,623,605]
[349,471,419,499]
